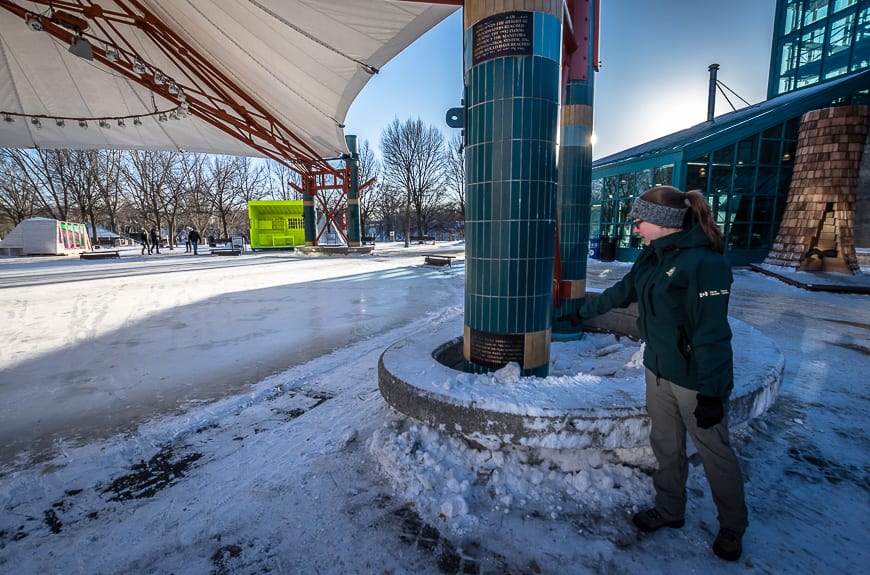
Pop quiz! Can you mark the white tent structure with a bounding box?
[0,217,91,255]
[0,1,459,168]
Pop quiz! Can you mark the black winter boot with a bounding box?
[713,527,743,561]
[631,508,685,532]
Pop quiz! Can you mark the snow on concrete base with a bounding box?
[378,315,783,452]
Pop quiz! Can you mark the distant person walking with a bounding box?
[559,186,747,562]
[140,228,150,255]
[188,226,201,255]
[149,227,161,254]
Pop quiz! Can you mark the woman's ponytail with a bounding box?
[684,190,724,253]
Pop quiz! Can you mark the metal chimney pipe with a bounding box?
[707,63,719,122]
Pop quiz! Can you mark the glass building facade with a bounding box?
[770,0,870,98]
[590,0,870,266]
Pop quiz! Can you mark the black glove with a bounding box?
[694,394,724,429]
[557,311,584,326]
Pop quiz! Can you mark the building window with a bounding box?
[760,139,783,164]
[797,25,825,87]
[634,169,653,196]
[756,167,780,195]
[653,164,674,185]
[710,165,734,194]
[591,177,603,201]
[686,162,708,193]
[778,38,799,93]
[854,5,870,70]
[710,194,730,225]
[803,0,829,26]
[713,145,735,164]
[737,135,759,165]
[784,0,804,35]
[833,0,858,13]
[825,13,855,78]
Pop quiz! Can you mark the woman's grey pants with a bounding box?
[645,368,748,533]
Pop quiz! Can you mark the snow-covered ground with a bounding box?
[0,243,868,574]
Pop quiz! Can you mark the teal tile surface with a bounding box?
[463,9,563,373]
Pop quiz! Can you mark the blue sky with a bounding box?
[346,0,776,160]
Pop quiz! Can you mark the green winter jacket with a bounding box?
[579,226,734,398]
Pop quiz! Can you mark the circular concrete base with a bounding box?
[378,310,783,450]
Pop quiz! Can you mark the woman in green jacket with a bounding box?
[561,186,747,561]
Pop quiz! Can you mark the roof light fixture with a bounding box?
[1,107,179,130]
[69,36,94,61]
[25,14,44,31]
[132,59,146,74]
[105,46,120,62]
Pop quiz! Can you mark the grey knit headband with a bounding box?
[630,197,688,228]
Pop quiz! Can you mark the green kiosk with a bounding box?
[247,200,306,250]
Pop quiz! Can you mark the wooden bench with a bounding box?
[423,254,455,267]
[210,248,241,256]
[411,235,436,245]
[362,235,376,245]
[80,250,120,260]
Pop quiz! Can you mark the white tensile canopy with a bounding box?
[0,1,458,167]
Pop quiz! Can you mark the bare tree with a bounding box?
[179,152,214,237]
[372,183,406,241]
[263,160,302,200]
[0,151,39,230]
[50,150,103,245]
[91,150,126,235]
[380,118,448,246]
[445,132,465,219]
[236,157,268,203]
[3,149,71,221]
[123,150,181,244]
[232,157,269,239]
[207,155,246,239]
[160,154,192,249]
[356,140,379,237]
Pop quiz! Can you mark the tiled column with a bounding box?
[345,135,362,247]
[302,171,317,246]
[554,0,596,336]
[462,1,562,377]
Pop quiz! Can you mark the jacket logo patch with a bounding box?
[666,267,676,277]
[699,289,729,298]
